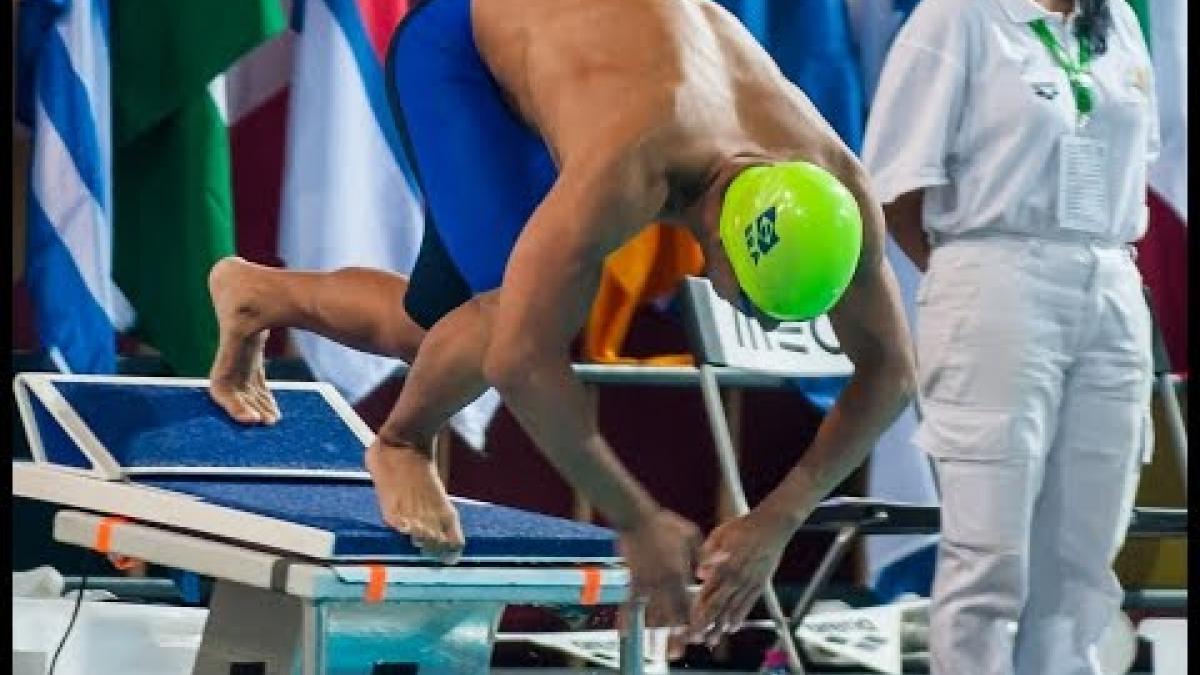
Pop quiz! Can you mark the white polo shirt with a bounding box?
[863,0,1160,244]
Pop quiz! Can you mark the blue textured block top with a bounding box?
[51,382,365,473]
[143,478,619,561]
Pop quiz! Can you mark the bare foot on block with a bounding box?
[366,440,465,564]
[208,256,281,426]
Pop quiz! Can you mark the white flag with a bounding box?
[1147,0,1187,222]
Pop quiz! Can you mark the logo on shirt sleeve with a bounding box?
[1129,65,1151,96]
[1031,81,1060,101]
[744,206,781,265]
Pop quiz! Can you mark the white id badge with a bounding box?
[1058,134,1109,235]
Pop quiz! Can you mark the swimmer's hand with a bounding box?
[688,507,793,648]
[617,509,701,657]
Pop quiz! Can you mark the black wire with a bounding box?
[48,570,87,675]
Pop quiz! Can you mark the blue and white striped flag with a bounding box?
[16,0,132,373]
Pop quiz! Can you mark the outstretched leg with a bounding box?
[208,255,481,562]
[211,256,513,564]
[207,256,427,424]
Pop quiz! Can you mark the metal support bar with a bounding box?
[620,600,647,674]
[408,361,795,389]
[11,352,803,389]
[1122,588,1188,611]
[786,524,860,627]
[301,602,326,675]
[1156,373,1188,495]
[61,576,182,601]
[699,365,805,674]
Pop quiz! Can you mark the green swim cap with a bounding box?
[719,161,863,321]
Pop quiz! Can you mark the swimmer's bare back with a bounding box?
[471,0,853,205]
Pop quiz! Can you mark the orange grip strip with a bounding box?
[364,565,387,603]
[93,516,129,554]
[580,567,602,605]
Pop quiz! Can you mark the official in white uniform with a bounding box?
[863,0,1159,673]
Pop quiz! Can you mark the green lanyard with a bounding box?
[1030,18,1094,120]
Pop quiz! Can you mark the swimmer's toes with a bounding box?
[442,517,466,550]
[251,391,280,425]
[411,526,444,556]
[212,388,262,424]
[250,374,281,422]
[385,514,413,534]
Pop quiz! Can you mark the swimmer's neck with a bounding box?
[681,150,775,244]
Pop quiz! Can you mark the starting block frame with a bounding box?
[12,373,646,674]
[13,373,375,481]
[50,509,638,675]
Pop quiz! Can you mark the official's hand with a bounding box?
[689,507,794,647]
[616,509,701,657]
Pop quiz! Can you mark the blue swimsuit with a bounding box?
[385,0,558,328]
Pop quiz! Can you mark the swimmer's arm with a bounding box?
[482,163,667,531]
[756,164,918,528]
[883,189,930,272]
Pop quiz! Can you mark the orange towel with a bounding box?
[583,223,704,365]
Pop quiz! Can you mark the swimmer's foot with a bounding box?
[208,256,281,425]
[366,439,465,564]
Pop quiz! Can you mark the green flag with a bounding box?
[112,1,285,375]
[1126,0,1151,49]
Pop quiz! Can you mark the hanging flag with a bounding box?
[223,19,295,270]
[1145,0,1187,223]
[1126,0,1150,42]
[768,0,866,152]
[111,0,286,376]
[1129,0,1188,372]
[714,0,770,45]
[845,0,920,103]
[583,224,704,366]
[278,0,500,450]
[846,0,898,103]
[16,0,133,373]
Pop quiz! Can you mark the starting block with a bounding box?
[12,374,645,675]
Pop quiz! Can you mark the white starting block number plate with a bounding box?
[682,277,854,377]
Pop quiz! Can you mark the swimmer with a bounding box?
[207,0,916,644]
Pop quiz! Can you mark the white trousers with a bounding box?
[915,236,1152,675]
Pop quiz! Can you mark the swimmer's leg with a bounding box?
[368,291,500,562]
[208,256,427,425]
